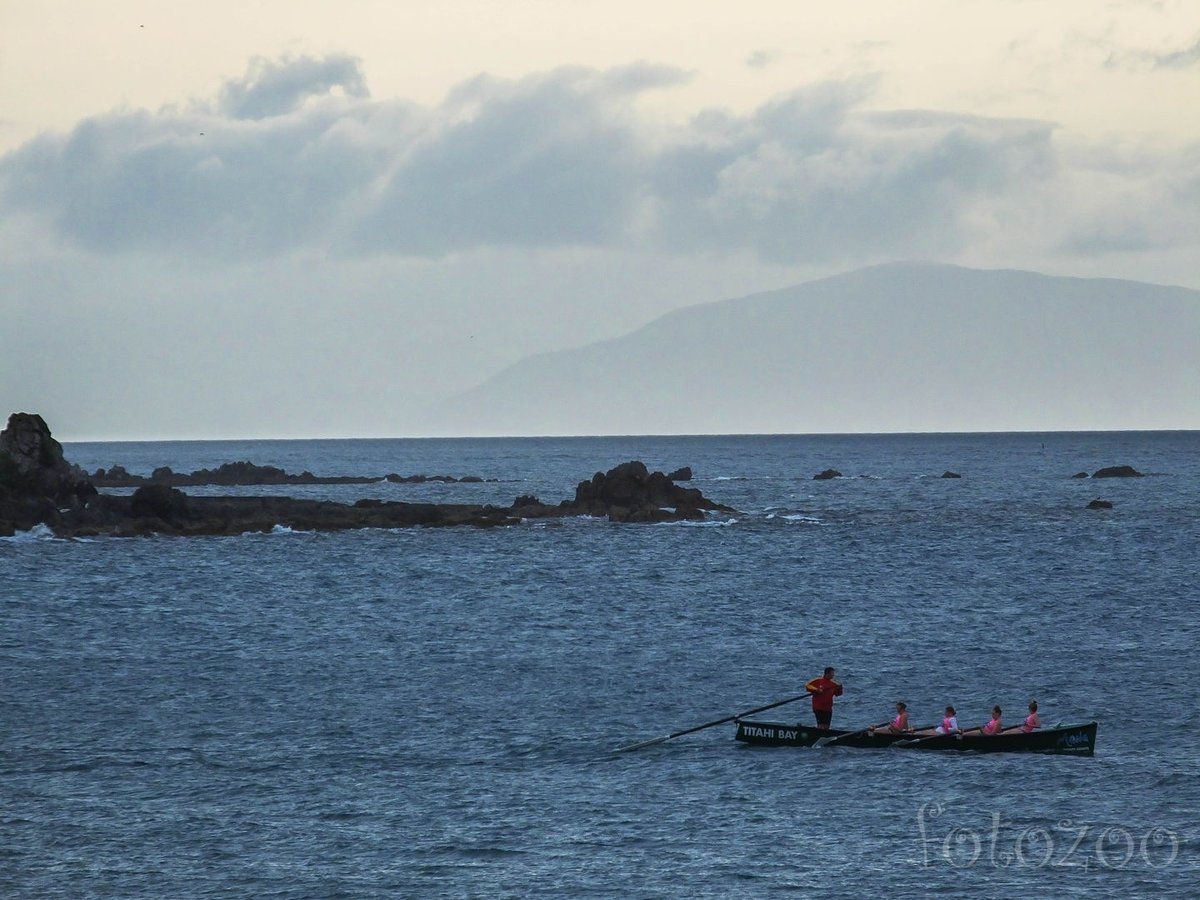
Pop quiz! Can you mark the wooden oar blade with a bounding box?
[894,733,944,747]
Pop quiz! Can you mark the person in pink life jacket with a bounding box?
[934,706,960,735]
[980,705,1003,735]
[869,701,909,734]
[1021,700,1041,733]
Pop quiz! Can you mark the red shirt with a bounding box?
[805,676,843,712]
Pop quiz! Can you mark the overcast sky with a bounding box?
[2,1,1198,439]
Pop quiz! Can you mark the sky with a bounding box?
[2,0,1198,439]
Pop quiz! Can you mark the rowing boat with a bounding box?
[734,719,1097,755]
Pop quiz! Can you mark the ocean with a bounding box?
[3,432,1198,897]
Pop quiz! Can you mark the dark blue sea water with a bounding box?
[4,433,1198,897]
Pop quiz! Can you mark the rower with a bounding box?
[934,706,960,734]
[981,705,1003,735]
[870,701,909,734]
[1022,700,1041,732]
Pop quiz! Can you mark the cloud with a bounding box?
[1104,34,1200,70]
[646,87,1060,263]
[745,50,778,69]
[1,54,1196,267]
[349,64,684,255]
[1,56,405,256]
[1148,36,1200,69]
[218,53,370,119]
[1051,141,1200,257]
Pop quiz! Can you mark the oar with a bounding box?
[895,726,983,748]
[893,734,939,748]
[816,720,891,747]
[615,692,811,752]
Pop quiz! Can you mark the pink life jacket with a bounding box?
[1023,713,1039,733]
[892,713,906,730]
[983,717,1001,735]
[941,716,957,732]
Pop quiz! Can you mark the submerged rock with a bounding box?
[941,471,962,479]
[813,469,842,480]
[1071,471,1089,479]
[1092,465,1143,478]
[1086,499,1114,509]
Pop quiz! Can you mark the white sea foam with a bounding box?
[661,516,738,527]
[0,523,60,543]
[240,524,312,537]
[764,512,824,525]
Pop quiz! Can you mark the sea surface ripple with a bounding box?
[3,432,1198,897]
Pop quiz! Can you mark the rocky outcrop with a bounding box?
[0,413,97,536]
[941,471,962,479]
[667,467,693,482]
[1,413,95,502]
[540,460,733,523]
[384,472,490,484]
[63,493,528,537]
[1086,499,1114,509]
[813,469,842,480]
[2,415,733,537]
[1092,465,1143,478]
[91,461,494,487]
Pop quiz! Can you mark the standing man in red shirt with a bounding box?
[805,666,844,730]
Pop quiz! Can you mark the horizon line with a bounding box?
[59,427,1200,444]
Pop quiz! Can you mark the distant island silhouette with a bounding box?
[423,262,1200,436]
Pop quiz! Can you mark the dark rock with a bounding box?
[556,460,733,523]
[89,465,142,486]
[1087,499,1114,509]
[513,495,540,507]
[1092,465,1143,478]
[1071,471,1089,479]
[941,471,962,479]
[130,484,190,521]
[1,413,95,501]
[813,469,842,480]
[382,472,491,484]
[92,461,494,488]
[667,467,693,481]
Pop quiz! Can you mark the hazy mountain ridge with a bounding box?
[422,262,1200,435]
